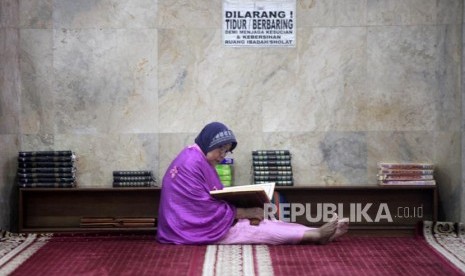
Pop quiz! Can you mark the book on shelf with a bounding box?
[378,180,436,186]
[253,166,292,171]
[19,177,75,183]
[17,167,76,173]
[251,150,293,186]
[16,150,77,188]
[378,162,434,170]
[17,162,75,168]
[113,176,155,182]
[112,181,156,187]
[252,150,290,155]
[18,182,76,188]
[113,170,154,177]
[254,175,293,181]
[252,155,291,161]
[17,172,75,178]
[18,150,74,157]
[210,182,275,209]
[377,174,434,181]
[18,156,75,162]
[255,180,293,186]
[378,169,434,175]
[252,160,292,166]
[377,161,436,186]
[253,170,293,176]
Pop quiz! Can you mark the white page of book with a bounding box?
[211,182,275,200]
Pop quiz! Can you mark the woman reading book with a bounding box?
[157,122,348,245]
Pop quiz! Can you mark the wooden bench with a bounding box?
[19,185,437,236]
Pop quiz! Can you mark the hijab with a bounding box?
[194,122,237,155]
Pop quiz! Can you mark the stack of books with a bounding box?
[17,150,77,188]
[216,157,234,186]
[377,162,436,186]
[252,150,294,186]
[112,170,157,187]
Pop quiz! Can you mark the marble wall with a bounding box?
[1,0,21,231]
[0,0,463,230]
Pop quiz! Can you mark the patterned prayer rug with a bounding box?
[423,221,465,274]
[202,245,273,276]
[0,230,52,275]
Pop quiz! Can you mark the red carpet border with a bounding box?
[423,221,465,274]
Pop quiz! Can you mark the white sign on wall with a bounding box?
[223,0,296,47]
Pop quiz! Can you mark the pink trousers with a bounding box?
[216,219,314,245]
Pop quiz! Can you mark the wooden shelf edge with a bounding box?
[19,227,157,233]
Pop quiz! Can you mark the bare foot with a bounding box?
[302,213,338,244]
[329,218,349,242]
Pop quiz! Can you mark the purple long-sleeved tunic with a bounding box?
[156,144,236,244]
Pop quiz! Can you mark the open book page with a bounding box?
[210,182,275,199]
[210,182,276,208]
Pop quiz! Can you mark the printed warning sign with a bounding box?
[223,0,296,47]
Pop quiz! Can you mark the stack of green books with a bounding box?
[216,158,234,186]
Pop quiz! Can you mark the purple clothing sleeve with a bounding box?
[156,145,236,244]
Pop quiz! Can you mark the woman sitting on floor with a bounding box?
[156,122,348,245]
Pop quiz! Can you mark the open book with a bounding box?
[210,182,275,208]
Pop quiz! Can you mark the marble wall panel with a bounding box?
[158,28,264,132]
[365,26,439,131]
[435,24,461,131]
[437,0,463,25]
[53,28,158,134]
[261,131,330,185]
[19,29,54,134]
[262,27,367,132]
[318,132,368,185]
[0,135,20,231]
[0,0,19,28]
[432,131,461,221]
[54,0,157,29]
[158,0,221,29]
[367,0,436,25]
[298,0,367,27]
[19,0,52,28]
[462,1,465,224]
[259,48,298,132]
[0,28,20,134]
[20,133,54,149]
